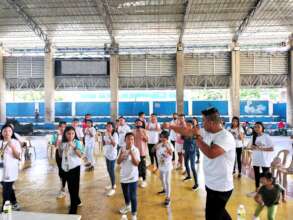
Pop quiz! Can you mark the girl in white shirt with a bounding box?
[117,132,140,220]
[72,118,84,143]
[156,131,174,207]
[84,120,96,171]
[146,114,161,172]
[103,122,118,196]
[251,122,274,191]
[229,116,244,178]
[59,126,84,214]
[0,124,21,211]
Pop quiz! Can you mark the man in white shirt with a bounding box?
[117,116,131,155]
[171,107,236,220]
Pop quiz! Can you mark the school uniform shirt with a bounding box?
[50,133,62,145]
[147,122,160,144]
[103,132,119,161]
[60,140,84,172]
[156,142,174,172]
[120,145,140,183]
[74,126,84,140]
[201,128,236,192]
[169,119,177,142]
[228,127,244,148]
[0,139,21,182]
[117,124,131,147]
[84,127,96,147]
[251,133,274,167]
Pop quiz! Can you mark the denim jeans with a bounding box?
[184,151,198,184]
[106,158,116,188]
[121,182,138,214]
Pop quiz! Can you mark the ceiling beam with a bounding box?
[178,0,193,44]
[232,0,265,43]
[95,0,116,45]
[5,0,51,52]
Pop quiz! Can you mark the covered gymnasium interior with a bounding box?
[0,0,292,219]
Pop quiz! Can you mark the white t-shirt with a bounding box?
[85,127,96,147]
[0,139,21,182]
[169,119,177,141]
[119,145,140,183]
[201,129,236,192]
[156,142,174,172]
[103,132,118,161]
[228,127,244,148]
[117,124,131,147]
[147,122,160,144]
[74,126,84,140]
[60,140,83,172]
[251,133,274,167]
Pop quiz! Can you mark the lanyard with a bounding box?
[0,141,9,160]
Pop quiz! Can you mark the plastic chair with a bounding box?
[277,155,293,189]
[270,150,290,183]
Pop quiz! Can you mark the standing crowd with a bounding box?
[0,108,288,220]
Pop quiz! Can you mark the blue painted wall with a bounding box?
[273,103,286,121]
[6,103,35,116]
[55,102,72,116]
[240,100,269,115]
[192,101,228,115]
[153,101,188,115]
[75,102,110,116]
[119,102,149,116]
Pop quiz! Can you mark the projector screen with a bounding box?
[55,59,108,75]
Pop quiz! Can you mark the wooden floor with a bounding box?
[6,137,293,220]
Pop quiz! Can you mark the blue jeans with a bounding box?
[121,182,138,214]
[106,158,116,188]
[184,151,198,184]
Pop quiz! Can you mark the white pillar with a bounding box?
[176,43,184,114]
[44,45,55,122]
[0,46,6,123]
[230,43,240,118]
[287,38,293,126]
[110,53,119,122]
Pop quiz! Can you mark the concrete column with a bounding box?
[0,46,6,123]
[176,43,184,114]
[230,43,241,118]
[287,38,293,126]
[110,54,119,121]
[44,45,55,123]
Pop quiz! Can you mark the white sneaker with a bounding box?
[140,181,147,188]
[105,184,116,190]
[56,190,66,199]
[119,204,131,214]
[253,216,260,220]
[107,189,116,197]
[12,203,21,211]
[131,214,137,220]
[121,214,128,220]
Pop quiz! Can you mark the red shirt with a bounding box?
[277,121,285,129]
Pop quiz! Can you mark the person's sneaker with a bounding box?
[12,203,21,211]
[105,184,116,190]
[131,214,137,220]
[157,190,166,195]
[140,181,147,188]
[253,216,260,220]
[77,202,83,207]
[107,189,116,197]
[164,198,171,207]
[192,184,199,192]
[121,214,128,220]
[183,176,192,181]
[119,204,131,214]
[238,173,242,178]
[246,191,257,197]
[56,190,66,199]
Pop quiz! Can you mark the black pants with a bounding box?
[1,181,17,209]
[55,150,66,188]
[234,148,242,174]
[205,186,233,220]
[148,144,158,167]
[253,166,269,189]
[63,166,81,214]
[138,156,146,180]
[171,141,176,161]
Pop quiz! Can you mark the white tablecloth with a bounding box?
[0,211,81,220]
